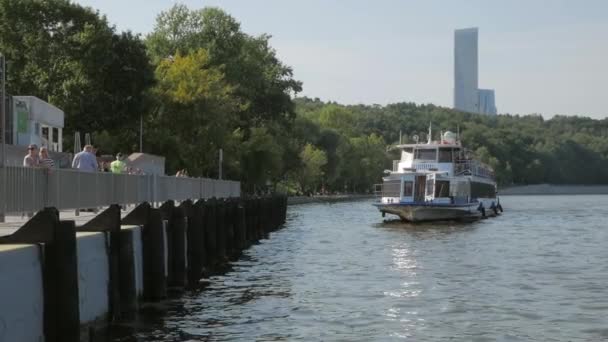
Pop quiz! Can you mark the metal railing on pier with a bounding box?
[0,166,240,215]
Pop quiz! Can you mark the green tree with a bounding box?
[297,144,328,194]
[146,49,236,175]
[146,4,302,132]
[0,0,154,150]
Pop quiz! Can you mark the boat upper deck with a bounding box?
[389,140,494,179]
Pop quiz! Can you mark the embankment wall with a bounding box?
[0,196,287,342]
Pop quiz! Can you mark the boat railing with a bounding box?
[413,163,437,171]
[454,160,494,178]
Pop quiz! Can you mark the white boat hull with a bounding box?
[375,199,499,222]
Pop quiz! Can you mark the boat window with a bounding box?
[382,180,401,197]
[403,181,413,197]
[415,148,437,161]
[438,148,453,163]
[434,180,450,197]
[470,181,496,198]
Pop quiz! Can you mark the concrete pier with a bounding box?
[0,195,288,342]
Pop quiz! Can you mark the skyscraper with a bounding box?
[454,28,479,113]
[478,89,497,115]
[453,27,497,115]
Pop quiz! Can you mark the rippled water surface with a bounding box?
[110,196,608,341]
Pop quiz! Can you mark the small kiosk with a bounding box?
[12,96,64,152]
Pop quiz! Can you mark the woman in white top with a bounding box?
[39,146,55,169]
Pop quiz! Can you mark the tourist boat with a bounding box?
[374,127,502,222]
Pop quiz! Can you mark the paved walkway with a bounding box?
[0,206,138,237]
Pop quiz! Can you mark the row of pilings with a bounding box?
[0,195,288,342]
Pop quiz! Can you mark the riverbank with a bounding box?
[500,184,608,195]
[288,194,375,205]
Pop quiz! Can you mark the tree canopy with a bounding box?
[0,0,154,150]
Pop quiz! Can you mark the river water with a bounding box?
[109,195,608,341]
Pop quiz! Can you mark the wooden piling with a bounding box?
[204,198,218,268]
[185,200,205,287]
[123,203,167,301]
[215,199,227,264]
[0,209,80,342]
[79,205,122,320]
[160,201,187,289]
[117,228,138,316]
[224,199,237,258]
[234,202,247,252]
[45,220,81,342]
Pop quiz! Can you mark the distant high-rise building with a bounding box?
[453,27,497,115]
[454,28,478,113]
[478,89,497,115]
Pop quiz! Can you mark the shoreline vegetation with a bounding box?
[288,194,375,205]
[2,1,608,195]
[500,184,608,195]
[287,183,608,206]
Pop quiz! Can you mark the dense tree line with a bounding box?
[1,1,607,194]
[294,98,608,189]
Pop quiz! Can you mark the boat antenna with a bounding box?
[457,125,460,143]
[399,130,402,144]
[427,122,432,144]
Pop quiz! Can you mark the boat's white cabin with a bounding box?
[394,142,462,177]
[378,131,496,205]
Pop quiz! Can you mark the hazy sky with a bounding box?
[74,0,608,118]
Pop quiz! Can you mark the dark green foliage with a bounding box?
[295,97,608,187]
[0,0,154,153]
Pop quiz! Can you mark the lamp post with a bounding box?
[0,54,5,168]
[139,113,143,153]
[0,54,5,222]
[218,148,223,180]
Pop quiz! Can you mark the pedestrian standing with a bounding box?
[23,144,39,167]
[39,146,55,169]
[72,145,98,172]
[110,153,127,174]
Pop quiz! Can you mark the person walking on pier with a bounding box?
[110,153,127,174]
[23,144,39,167]
[72,145,98,172]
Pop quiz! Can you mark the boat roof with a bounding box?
[392,142,461,150]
